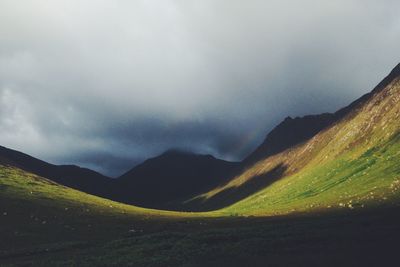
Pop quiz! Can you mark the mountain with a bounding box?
[1,63,399,214]
[2,63,400,266]
[186,63,400,212]
[243,113,337,165]
[114,150,239,209]
[243,64,400,166]
[0,146,239,210]
[0,145,114,198]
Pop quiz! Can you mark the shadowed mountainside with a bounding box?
[185,63,400,211]
[243,114,336,166]
[114,150,239,209]
[0,146,239,210]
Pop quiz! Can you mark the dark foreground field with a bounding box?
[1,206,400,267]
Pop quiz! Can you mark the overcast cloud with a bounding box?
[1,0,399,176]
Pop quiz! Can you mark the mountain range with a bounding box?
[0,62,399,213]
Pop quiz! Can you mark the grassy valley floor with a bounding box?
[1,207,400,266]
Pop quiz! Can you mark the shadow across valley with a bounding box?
[185,163,287,211]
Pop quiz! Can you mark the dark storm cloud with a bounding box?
[1,0,399,176]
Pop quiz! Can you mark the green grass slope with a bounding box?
[0,165,218,257]
[224,133,400,216]
[191,66,400,215]
[2,164,400,267]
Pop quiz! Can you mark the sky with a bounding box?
[0,0,399,176]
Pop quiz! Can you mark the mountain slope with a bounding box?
[187,63,400,212]
[244,63,400,166]
[0,163,204,255]
[0,146,114,198]
[243,113,337,165]
[115,150,239,209]
[0,146,239,210]
[0,164,178,218]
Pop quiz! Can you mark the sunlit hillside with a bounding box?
[191,65,400,215]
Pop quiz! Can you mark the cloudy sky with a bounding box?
[1,0,399,176]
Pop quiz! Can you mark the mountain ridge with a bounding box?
[1,62,399,212]
[186,62,400,211]
[244,62,400,166]
[0,144,239,210]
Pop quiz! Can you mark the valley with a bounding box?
[1,63,400,266]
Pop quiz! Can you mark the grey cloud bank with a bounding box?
[1,0,399,176]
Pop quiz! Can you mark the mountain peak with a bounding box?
[284,116,293,121]
[161,149,195,157]
[244,113,336,165]
[158,149,218,161]
[372,62,400,93]
[116,149,238,210]
[389,62,400,77]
